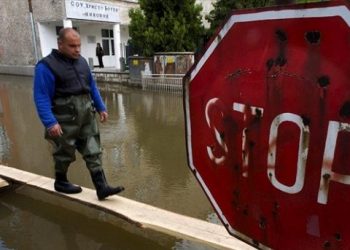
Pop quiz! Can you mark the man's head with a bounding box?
[57,28,81,59]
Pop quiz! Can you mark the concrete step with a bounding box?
[0,164,256,250]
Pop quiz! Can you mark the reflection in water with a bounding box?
[0,191,174,250]
[98,87,212,218]
[0,75,219,250]
[0,126,10,162]
[0,85,10,163]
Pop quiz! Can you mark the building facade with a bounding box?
[0,0,215,75]
[198,0,216,28]
[0,0,138,74]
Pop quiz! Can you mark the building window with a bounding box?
[101,29,109,38]
[101,29,115,56]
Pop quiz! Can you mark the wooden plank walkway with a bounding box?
[0,176,9,188]
[0,165,255,250]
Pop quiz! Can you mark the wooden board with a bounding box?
[0,164,255,250]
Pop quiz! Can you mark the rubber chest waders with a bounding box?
[46,94,103,175]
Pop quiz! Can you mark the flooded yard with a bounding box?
[0,75,219,250]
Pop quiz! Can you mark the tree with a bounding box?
[205,0,274,38]
[205,0,325,38]
[128,0,205,57]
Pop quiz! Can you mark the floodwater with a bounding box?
[0,75,220,250]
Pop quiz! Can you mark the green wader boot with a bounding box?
[47,95,124,198]
[54,171,82,194]
[89,169,125,200]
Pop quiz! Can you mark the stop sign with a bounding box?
[184,1,350,249]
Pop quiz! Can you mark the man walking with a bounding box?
[33,28,124,200]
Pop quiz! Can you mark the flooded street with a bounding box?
[0,75,218,250]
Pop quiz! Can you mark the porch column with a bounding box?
[113,23,121,69]
[63,19,73,28]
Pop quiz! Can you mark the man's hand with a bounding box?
[48,124,63,137]
[99,111,108,123]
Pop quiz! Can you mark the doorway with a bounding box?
[101,29,115,67]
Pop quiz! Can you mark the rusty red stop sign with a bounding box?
[184,1,350,249]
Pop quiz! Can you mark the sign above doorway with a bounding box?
[65,0,120,23]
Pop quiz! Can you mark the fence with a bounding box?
[141,74,185,93]
[93,71,129,84]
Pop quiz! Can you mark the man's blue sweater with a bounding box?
[33,62,106,129]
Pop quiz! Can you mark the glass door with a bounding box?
[101,29,115,67]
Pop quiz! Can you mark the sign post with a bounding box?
[185,1,350,249]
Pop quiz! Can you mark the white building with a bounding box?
[0,0,215,75]
[0,0,138,74]
[197,0,216,28]
[39,0,137,68]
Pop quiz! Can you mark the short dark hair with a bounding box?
[58,28,79,42]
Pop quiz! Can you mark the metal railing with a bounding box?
[141,74,185,93]
[93,71,129,84]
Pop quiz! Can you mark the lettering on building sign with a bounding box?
[82,12,109,19]
[205,99,350,205]
[65,0,120,22]
[70,1,84,8]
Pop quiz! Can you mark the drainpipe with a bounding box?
[28,0,39,63]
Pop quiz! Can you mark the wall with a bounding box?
[0,0,35,66]
[153,53,195,75]
[129,56,153,85]
[32,0,65,59]
[37,23,59,58]
[196,0,216,28]
[32,0,65,22]
[115,0,137,25]
[0,0,139,74]
[34,0,136,67]
[79,23,106,66]
[120,24,130,58]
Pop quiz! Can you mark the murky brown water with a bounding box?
[0,75,220,250]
